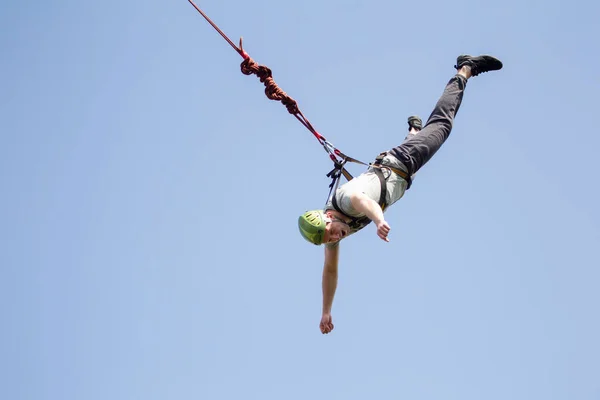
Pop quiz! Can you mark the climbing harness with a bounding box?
[330,152,413,232]
[187,1,411,204]
[330,166,387,232]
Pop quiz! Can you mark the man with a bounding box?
[297,54,503,334]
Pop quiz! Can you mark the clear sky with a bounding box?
[2,0,599,399]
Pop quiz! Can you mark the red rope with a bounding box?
[186,1,366,174]
[186,0,247,59]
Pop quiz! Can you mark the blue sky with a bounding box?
[1,0,599,399]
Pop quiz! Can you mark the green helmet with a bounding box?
[298,210,327,245]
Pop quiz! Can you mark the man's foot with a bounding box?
[407,115,422,131]
[454,55,503,77]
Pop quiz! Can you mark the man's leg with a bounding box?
[390,55,502,176]
[390,74,466,175]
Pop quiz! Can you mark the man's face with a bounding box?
[322,220,350,244]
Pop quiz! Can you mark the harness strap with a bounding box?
[374,167,387,211]
[326,159,351,205]
[372,153,412,190]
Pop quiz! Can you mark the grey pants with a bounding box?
[390,74,467,176]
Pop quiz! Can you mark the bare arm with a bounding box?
[320,243,339,334]
[349,191,391,242]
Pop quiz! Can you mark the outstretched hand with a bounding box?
[320,313,334,334]
[376,220,391,242]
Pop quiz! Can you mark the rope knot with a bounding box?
[240,58,299,115]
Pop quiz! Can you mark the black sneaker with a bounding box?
[407,115,423,131]
[454,55,503,76]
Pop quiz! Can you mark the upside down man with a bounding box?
[297,54,503,334]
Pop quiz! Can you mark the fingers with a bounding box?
[378,230,390,241]
[380,222,390,235]
[320,319,334,334]
[320,321,327,334]
[378,223,391,242]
